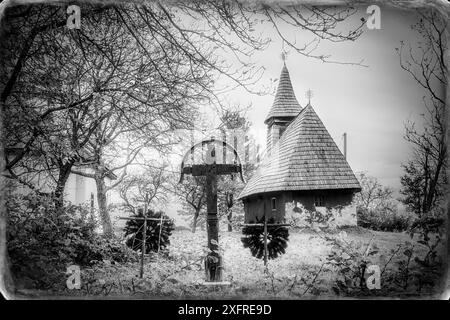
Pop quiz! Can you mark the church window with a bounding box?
[314,195,325,207]
[271,197,277,211]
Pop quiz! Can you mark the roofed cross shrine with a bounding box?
[179,137,244,282]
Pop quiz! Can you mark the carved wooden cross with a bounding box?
[179,137,244,282]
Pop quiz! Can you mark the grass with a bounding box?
[36,225,444,299]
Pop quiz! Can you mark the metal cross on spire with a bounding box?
[281,40,287,64]
[305,89,314,104]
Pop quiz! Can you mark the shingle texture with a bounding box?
[239,104,361,199]
[264,64,302,124]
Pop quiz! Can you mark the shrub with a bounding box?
[357,207,412,232]
[6,193,134,290]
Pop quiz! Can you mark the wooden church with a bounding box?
[238,63,361,227]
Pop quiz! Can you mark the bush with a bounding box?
[357,207,412,232]
[6,193,134,290]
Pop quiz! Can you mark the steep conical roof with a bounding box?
[264,63,302,124]
[239,104,361,199]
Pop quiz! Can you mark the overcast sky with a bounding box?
[203,5,429,195]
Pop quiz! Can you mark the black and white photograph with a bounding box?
[0,0,448,301]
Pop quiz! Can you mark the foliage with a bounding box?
[228,209,245,231]
[12,222,446,298]
[124,209,175,254]
[241,218,289,260]
[294,203,445,297]
[352,173,410,232]
[6,193,135,290]
[357,206,412,232]
[379,208,445,295]
[60,230,331,298]
[326,232,380,296]
[400,158,447,216]
[406,208,445,292]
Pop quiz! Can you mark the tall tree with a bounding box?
[397,10,448,216]
[2,4,207,212]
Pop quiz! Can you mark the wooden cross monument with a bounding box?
[179,137,244,282]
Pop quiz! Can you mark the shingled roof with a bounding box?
[264,63,302,124]
[239,104,361,199]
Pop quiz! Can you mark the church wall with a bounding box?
[243,189,357,227]
[285,190,357,227]
[243,192,285,223]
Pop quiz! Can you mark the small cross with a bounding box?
[281,41,287,63]
[305,89,313,104]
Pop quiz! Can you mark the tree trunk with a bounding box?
[227,208,233,232]
[54,162,73,209]
[192,208,200,233]
[0,108,16,296]
[95,174,113,237]
[425,153,445,213]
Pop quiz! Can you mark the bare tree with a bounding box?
[118,164,171,215]
[2,2,367,234]
[2,5,206,211]
[2,2,366,171]
[355,172,394,211]
[172,176,206,233]
[397,9,448,215]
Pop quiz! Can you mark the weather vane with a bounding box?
[305,89,313,104]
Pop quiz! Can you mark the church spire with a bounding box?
[265,61,302,154]
[264,63,302,125]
